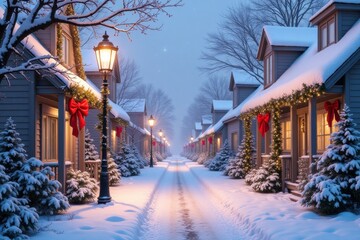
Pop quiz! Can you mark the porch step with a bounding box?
[285,181,299,191]
[289,193,302,202]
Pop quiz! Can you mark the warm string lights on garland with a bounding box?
[66,84,101,109]
[243,117,255,175]
[269,106,282,172]
[56,24,63,60]
[65,4,86,80]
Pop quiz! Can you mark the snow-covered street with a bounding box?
[141,158,244,240]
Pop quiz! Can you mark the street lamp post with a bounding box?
[158,129,163,154]
[163,137,166,155]
[94,32,118,204]
[148,115,155,167]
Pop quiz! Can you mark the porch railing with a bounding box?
[85,160,101,181]
[42,161,73,180]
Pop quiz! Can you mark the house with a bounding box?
[239,0,360,195]
[194,122,202,138]
[0,22,129,190]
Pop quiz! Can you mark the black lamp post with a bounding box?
[148,115,155,167]
[94,32,118,204]
[158,129,163,154]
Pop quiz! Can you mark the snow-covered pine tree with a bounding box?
[225,136,256,179]
[66,169,99,204]
[0,165,38,239]
[108,157,121,186]
[131,144,148,168]
[302,105,360,214]
[13,158,70,215]
[85,129,100,161]
[114,144,141,177]
[0,117,27,174]
[208,140,233,171]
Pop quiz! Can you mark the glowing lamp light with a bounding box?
[148,115,155,127]
[94,32,118,73]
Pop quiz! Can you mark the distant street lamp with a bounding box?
[94,32,118,204]
[158,129,163,154]
[148,115,155,167]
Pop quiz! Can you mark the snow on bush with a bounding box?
[208,140,233,171]
[225,137,256,179]
[66,169,99,204]
[197,152,209,165]
[0,117,27,175]
[301,105,360,214]
[85,129,99,161]
[245,162,281,193]
[131,144,148,168]
[108,157,121,186]
[114,144,141,177]
[13,158,70,215]
[0,165,38,239]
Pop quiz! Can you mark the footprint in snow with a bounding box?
[80,226,94,230]
[106,216,125,222]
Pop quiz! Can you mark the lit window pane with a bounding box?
[329,21,335,44]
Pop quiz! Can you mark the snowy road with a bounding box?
[139,158,244,240]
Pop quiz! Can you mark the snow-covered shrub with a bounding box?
[131,145,148,168]
[197,152,209,165]
[114,144,141,177]
[208,140,233,171]
[0,117,27,175]
[245,162,281,193]
[155,151,164,161]
[66,169,99,204]
[13,158,70,215]
[301,105,360,214]
[225,137,256,179]
[108,157,121,186]
[85,129,99,161]
[0,165,38,239]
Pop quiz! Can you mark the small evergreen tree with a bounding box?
[0,117,27,174]
[301,105,360,214]
[208,140,233,171]
[85,129,99,161]
[66,169,99,204]
[225,136,256,179]
[13,158,70,215]
[114,144,141,177]
[108,157,121,186]
[0,165,38,239]
[131,144,148,168]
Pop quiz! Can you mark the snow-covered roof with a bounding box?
[263,26,317,47]
[196,124,213,140]
[120,99,146,113]
[129,121,147,135]
[201,115,212,125]
[195,122,202,130]
[310,0,360,22]
[242,19,360,113]
[19,25,130,122]
[212,100,232,111]
[232,70,261,86]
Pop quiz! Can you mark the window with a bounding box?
[42,115,58,162]
[62,35,70,65]
[317,111,337,152]
[217,137,221,150]
[265,54,273,87]
[231,132,238,152]
[320,18,336,50]
[281,120,291,151]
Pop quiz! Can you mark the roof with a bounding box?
[20,25,130,122]
[310,0,360,22]
[195,122,202,130]
[129,121,147,135]
[263,26,317,47]
[229,70,260,91]
[120,99,146,113]
[201,115,212,125]
[242,19,360,113]
[212,100,232,111]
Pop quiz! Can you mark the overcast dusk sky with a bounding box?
[114,0,240,153]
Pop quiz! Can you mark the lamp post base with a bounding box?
[98,196,112,204]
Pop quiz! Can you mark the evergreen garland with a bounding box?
[66,83,102,109]
[56,24,63,61]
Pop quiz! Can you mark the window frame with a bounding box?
[281,120,291,152]
[316,108,338,153]
[319,17,336,50]
[264,54,273,88]
[62,34,70,65]
[42,114,58,162]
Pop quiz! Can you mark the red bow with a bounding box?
[201,140,205,145]
[69,98,89,137]
[208,137,213,144]
[324,100,340,128]
[152,141,156,146]
[257,113,270,137]
[116,126,122,137]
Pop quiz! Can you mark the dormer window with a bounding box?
[320,17,336,50]
[264,54,273,87]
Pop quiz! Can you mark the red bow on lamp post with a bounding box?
[208,137,213,144]
[69,98,89,137]
[257,112,270,137]
[116,126,122,137]
[324,100,341,127]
